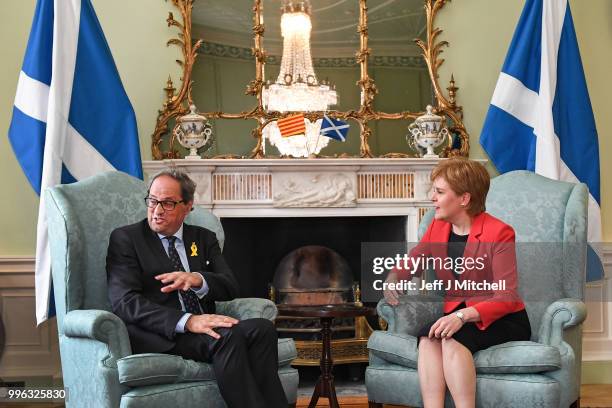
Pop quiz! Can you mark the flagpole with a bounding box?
[303,121,311,157]
[304,134,310,157]
[313,116,324,157]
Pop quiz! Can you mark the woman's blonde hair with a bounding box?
[430,158,490,216]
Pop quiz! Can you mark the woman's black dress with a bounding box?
[416,231,531,354]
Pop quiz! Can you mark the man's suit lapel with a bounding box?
[141,220,174,272]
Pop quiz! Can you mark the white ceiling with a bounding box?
[192,0,426,57]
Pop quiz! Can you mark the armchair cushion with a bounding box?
[215,298,278,321]
[368,331,561,374]
[118,353,216,387]
[277,338,298,367]
[118,338,297,387]
[368,331,418,369]
[473,341,561,374]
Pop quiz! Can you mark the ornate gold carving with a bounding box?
[153,0,469,159]
[415,0,469,157]
[293,338,371,366]
[152,0,202,160]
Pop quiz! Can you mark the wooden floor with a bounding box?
[295,385,612,407]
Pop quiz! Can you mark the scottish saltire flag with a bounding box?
[320,115,349,142]
[8,0,143,324]
[480,0,603,281]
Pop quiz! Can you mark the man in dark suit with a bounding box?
[107,168,288,408]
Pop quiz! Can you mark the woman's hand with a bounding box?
[383,271,402,306]
[428,313,464,339]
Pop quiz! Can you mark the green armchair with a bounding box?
[45,171,299,407]
[366,170,588,408]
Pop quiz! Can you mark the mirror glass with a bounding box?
[192,1,257,157]
[366,0,433,156]
[189,0,433,157]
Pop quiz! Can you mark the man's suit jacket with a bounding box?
[106,219,239,354]
[395,212,525,330]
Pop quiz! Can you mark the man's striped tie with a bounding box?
[165,236,202,315]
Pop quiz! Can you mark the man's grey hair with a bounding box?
[148,168,196,203]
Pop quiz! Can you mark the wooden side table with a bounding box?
[277,304,376,408]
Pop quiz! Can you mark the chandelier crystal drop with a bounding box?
[262,0,338,157]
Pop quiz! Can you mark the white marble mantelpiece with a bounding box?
[143,158,443,240]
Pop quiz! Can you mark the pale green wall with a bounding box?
[583,361,612,384]
[0,0,40,256]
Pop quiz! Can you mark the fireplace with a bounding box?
[143,158,441,365]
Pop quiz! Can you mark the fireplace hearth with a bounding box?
[273,245,355,341]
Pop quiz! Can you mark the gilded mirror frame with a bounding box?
[151,0,469,160]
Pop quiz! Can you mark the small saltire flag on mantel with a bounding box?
[320,114,349,142]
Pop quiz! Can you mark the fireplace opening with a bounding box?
[220,216,406,299]
[221,216,405,330]
[273,245,354,305]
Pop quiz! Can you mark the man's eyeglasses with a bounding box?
[144,197,184,211]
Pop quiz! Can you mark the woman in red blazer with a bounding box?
[384,158,530,408]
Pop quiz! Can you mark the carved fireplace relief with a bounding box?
[273,173,356,208]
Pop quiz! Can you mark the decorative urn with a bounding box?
[173,104,213,159]
[407,105,450,158]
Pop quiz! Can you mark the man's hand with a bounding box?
[383,271,403,306]
[185,314,239,339]
[155,271,203,293]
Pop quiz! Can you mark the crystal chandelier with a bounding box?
[262,0,338,157]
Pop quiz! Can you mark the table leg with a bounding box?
[307,380,321,408]
[307,317,339,408]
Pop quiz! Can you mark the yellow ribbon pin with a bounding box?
[190,242,198,257]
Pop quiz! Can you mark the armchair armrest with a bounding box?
[368,330,418,368]
[537,299,586,407]
[63,309,132,359]
[537,298,587,346]
[378,294,444,336]
[215,298,277,321]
